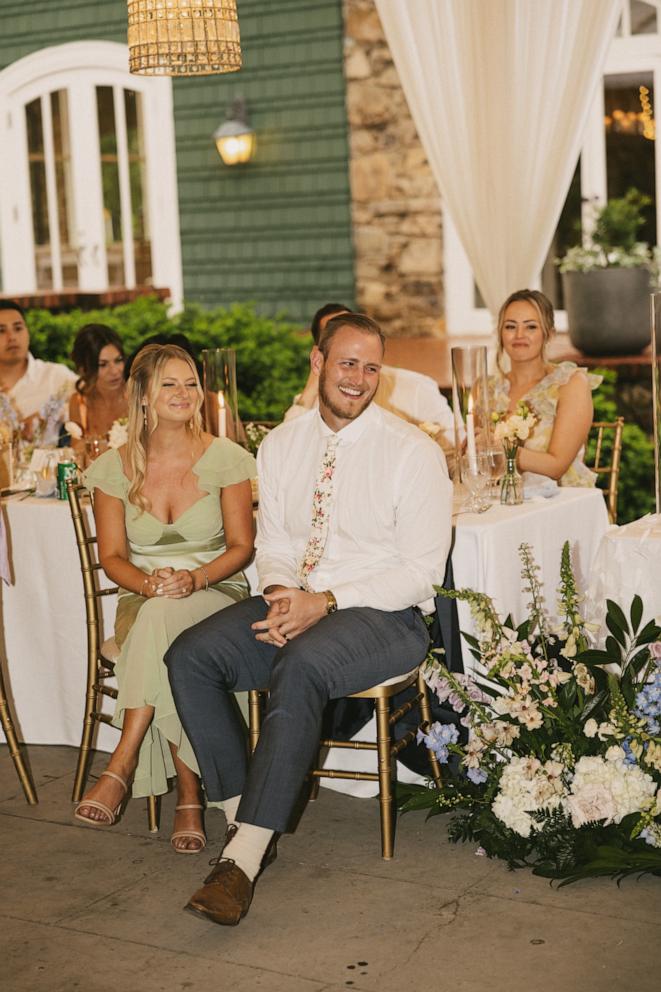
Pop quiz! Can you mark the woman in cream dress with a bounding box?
[489,289,601,486]
[75,344,256,852]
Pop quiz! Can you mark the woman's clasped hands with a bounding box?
[143,566,198,599]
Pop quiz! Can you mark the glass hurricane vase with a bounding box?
[500,452,523,505]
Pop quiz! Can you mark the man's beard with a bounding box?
[318,368,375,423]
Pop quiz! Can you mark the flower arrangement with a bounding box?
[406,542,661,884]
[0,393,20,436]
[492,402,537,459]
[491,403,537,505]
[108,418,128,449]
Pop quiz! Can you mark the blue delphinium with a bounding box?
[416,722,459,764]
[635,670,661,737]
[466,766,488,785]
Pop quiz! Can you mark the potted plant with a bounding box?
[557,188,659,356]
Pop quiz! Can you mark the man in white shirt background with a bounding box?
[0,300,76,438]
[284,301,455,450]
[167,312,452,927]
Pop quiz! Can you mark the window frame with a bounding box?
[0,40,182,307]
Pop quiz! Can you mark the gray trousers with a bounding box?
[165,596,429,833]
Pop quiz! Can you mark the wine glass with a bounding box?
[460,451,491,513]
[484,446,506,499]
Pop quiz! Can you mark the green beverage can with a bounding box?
[57,461,78,500]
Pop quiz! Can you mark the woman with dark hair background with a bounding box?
[68,324,128,456]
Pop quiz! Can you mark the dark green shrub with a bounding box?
[589,367,655,524]
[26,296,311,422]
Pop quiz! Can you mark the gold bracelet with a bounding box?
[199,566,209,592]
[140,575,150,597]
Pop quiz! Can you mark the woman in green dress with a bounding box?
[74,344,256,852]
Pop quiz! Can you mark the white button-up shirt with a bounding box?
[256,403,452,613]
[8,353,76,420]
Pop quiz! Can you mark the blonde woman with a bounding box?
[490,289,600,486]
[74,344,256,852]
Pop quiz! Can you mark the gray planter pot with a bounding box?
[562,267,652,356]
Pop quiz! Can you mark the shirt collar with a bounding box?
[23,352,37,383]
[314,400,379,445]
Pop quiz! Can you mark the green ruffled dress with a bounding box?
[83,438,257,798]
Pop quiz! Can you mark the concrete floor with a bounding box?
[1,744,660,992]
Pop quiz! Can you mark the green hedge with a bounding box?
[589,367,655,524]
[26,296,311,422]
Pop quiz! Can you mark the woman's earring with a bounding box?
[142,405,148,429]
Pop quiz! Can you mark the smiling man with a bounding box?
[166,312,452,927]
[0,300,75,432]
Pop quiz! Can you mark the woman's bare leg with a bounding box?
[76,705,154,821]
[170,744,205,852]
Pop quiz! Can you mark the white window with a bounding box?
[0,41,182,306]
[445,0,661,336]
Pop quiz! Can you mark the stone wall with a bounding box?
[343,0,444,337]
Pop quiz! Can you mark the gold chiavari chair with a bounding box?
[0,669,38,804]
[67,479,158,831]
[589,417,624,525]
[249,667,443,860]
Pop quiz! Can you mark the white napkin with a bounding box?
[522,472,559,500]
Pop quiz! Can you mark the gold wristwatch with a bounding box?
[323,590,338,614]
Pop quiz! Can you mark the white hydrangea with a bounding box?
[567,754,657,828]
[492,756,567,838]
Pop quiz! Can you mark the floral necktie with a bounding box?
[297,434,339,590]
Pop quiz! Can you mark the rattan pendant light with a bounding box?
[127,1,242,76]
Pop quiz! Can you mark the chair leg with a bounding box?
[375,696,395,860]
[418,672,443,790]
[0,667,38,805]
[147,794,159,833]
[72,681,97,802]
[248,689,262,754]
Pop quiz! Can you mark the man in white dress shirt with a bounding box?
[167,313,452,927]
[284,302,455,448]
[0,300,75,435]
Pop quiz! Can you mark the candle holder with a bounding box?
[652,294,661,514]
[451,346,490,482]
[202,348,240,440]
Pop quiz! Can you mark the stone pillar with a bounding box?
[343,0,444,338]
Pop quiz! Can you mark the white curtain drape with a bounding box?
[374,0,623,317]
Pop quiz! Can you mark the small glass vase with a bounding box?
[500,454,523,505]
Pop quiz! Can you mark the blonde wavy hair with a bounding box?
[126,344,204,511]
[496,289,555,373]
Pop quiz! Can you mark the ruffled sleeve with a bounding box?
[196,437,257,494]
[546,361,602,393]
[83,448,128,501]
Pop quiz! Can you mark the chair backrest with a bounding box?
[66,479,118,662]
[588,417,624,524]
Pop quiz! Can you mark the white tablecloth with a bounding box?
[1,496,118,751]
[1,489,609,775]
[583,514,661,642]
[452,487,609,669]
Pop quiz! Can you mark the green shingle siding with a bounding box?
[0,0,355,322]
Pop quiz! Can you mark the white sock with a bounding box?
[223,822,274,882]
[223,794,241,827]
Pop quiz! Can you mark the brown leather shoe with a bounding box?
[186,859,254,926]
